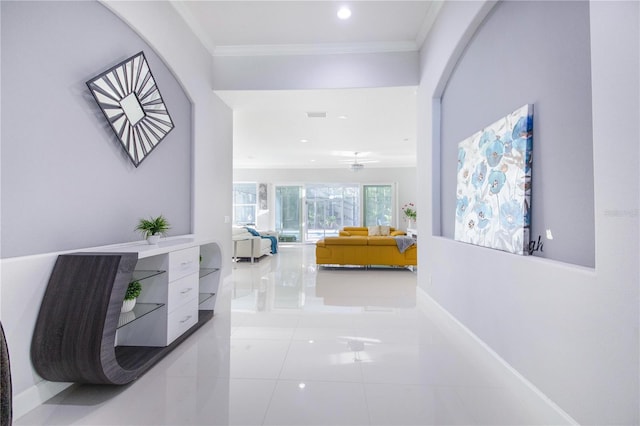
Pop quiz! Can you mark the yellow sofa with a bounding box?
[316,226,417,267]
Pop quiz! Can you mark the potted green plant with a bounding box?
[135,215,170,244]
[121,280,142,313]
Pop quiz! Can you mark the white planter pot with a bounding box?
[147,234,160,245]
[118,310,136,328]
[121,298,136,313]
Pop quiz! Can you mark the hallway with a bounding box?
[16,244,571,425]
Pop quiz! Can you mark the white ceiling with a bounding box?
[217,87,418,169]
[171,1,441,170]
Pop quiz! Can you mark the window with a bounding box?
[363,185,393,226]
[233,183,257,225]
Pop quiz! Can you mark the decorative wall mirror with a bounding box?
[87,51,174,167]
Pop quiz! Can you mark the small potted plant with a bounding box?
[135,215,170,244]
[122,280,142,313]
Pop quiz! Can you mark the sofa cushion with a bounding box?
[368,225,381,236]
[369,225,392,236]
[367,236,398,246]
[232,226,250,236]
[341,226,399,237]
[342,227,369,236]
[322,236,368,245]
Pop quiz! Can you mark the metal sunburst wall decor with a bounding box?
[87,51,174,167]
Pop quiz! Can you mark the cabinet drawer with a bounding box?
[168,247,199,282]
[168,273,198,311]
[167,297,198,344]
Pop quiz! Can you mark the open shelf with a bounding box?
[132,269,165,282]
[117,303,164,329]
[199,292,215,305]
[115,310,213,371]
[199,267,219,279]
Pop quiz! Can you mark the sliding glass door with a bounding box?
[363,185,393,226]
[275,186,302,242]
[274,183,393,243]
[305,184,359,241]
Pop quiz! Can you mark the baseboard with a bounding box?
[415,287,578,425]
[13,380,73,420]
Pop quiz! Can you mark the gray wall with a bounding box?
[439,1,594,267]
[212,51,420,90]
[418,1,639,423]
[1,1,192,258]
[1,2,234,416]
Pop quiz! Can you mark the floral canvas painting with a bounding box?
[454,104,533,255]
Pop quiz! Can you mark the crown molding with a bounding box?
[212,41,420,57]
[416,1,445,48]
[169,1,217,55]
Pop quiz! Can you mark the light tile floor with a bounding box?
[16,244,572,425]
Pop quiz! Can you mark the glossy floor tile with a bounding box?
[16,244,571,425]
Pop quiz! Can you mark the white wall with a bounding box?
[417,1,639,424]
[234,167,417,231]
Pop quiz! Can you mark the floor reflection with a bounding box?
[16,243,572,425]
[231,244,417,313]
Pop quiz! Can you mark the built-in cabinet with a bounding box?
[31,236,222,385]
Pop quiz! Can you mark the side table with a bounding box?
[406,228,417,239]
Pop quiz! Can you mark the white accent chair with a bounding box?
[232,227,272,260]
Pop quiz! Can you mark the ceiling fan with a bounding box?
[338,152,379,172]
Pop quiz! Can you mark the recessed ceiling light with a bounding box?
[300,139,309,143]
[337,115,348,119]
[337,6,351,20]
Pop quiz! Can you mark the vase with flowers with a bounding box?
[402,202,417,229]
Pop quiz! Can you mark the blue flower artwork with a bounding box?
[454,104,533,255]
